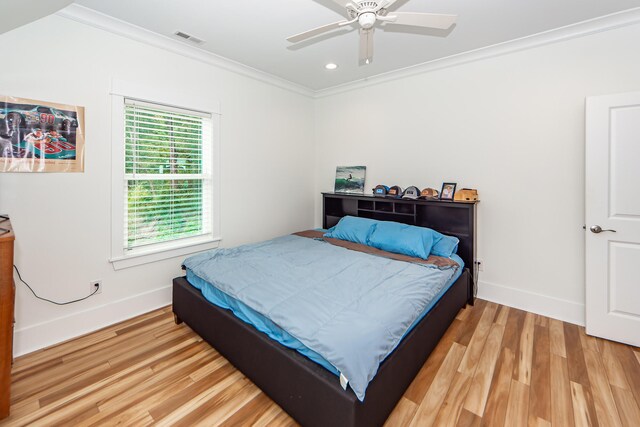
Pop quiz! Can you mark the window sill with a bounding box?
[110,236,222,270]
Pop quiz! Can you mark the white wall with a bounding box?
[314,23,640,325]
[0,15,315,356]
[3,13,640,356]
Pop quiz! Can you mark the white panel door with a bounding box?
[586,91,640,347]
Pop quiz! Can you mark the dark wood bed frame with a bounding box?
[173,193,477,427]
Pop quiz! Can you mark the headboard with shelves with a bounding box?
[322,192,477,285]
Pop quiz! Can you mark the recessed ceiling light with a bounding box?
[325,63,338,70]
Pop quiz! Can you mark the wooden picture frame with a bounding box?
[440,182,457,201]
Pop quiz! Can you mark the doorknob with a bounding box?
[590,225,617,233]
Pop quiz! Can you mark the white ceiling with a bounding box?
[74,0,640,91]
[1,0,73,35]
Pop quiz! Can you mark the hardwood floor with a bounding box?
[2,301,639,426]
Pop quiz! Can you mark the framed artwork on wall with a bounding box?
[0,95,85,173]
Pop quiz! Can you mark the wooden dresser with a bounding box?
[0,216,15,419]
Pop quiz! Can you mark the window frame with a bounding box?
[110,79,221,270]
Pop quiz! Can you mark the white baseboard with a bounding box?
[477,280,585,326]
[13,281,585,357]
[13,285,172,357]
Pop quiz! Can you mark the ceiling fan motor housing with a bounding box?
[358,12,377,29]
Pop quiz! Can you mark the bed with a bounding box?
[173,198,475,426]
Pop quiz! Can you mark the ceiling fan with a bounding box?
[286,0,457,65]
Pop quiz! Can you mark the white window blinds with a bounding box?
[124,99,212,250]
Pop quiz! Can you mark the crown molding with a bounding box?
[56,4,315,98]
[56,4,640,99]
[314,7,640,98]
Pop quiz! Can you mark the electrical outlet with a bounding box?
[90,280,102,295]
[476,259,484,272]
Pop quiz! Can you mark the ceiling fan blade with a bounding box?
[359,28,374,65]
[330,0,354,7]
[287,21,349,43]
[375,0,400,11]
[386,12,457,29]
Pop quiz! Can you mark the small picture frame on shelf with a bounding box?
[440,182,457,201]
[334,166,366,194]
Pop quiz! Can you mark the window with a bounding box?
[110,81,220,269]
[124,99,212,249]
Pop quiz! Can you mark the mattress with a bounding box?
[183,234,462,400]
[185,254,463,373]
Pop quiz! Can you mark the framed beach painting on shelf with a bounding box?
[334,166,366,194]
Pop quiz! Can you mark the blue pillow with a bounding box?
[324,216,378,245]
[431,233,459,258]
[367,222,434,259]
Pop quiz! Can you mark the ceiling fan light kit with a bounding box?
[286,0,457,65]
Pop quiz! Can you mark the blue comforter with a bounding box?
[183,235,458,401]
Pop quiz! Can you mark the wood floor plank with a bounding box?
[504,379,530,427]
[516,312,535,385]
[480,347,515,427]
[611,385,640,427]
[528,324,551,424]
[114,311,171,336]
[495,305,510,326]
[432,371,473,427]
[535,314,548,328]
[550,353,575,427]
[383,397,419,427]
[613,341,640,410]
[11,358,112,406]
[147,363,238,421]
[409,342,467,427]
[251,403,295,427]
[84,377,195,427]
[98,411,155,427]
[458,303,498,375]
[579,327,600,354]
[564,322,591,387]
[264,410,299,427]
[218,392,278,427]
[456,299,488,346]
[583,347,623,427]
[404,318,464,404]
[457,306,472,321]
[601,339,631,390]
[25,367,156,427]
[570,381,599,427]
[456,408,482,427]
[4,302,640,427]
[548,318,566,358]
[38,333,199,408]
[529,417,551,427]
[501,307,526,353]
[152,370,245,426]
[170,378,260,426]
[78,345,214,425]
[463,323,505,416]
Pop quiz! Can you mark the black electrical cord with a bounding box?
[13,265,99,305]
